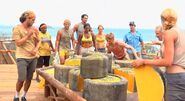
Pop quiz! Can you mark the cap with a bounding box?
[129,21,136,26]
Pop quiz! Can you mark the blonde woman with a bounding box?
[132,8,185,101]
[96,25,106,52]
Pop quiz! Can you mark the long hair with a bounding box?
[161,8,177,30]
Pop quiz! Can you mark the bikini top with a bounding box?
[82,33,92,42]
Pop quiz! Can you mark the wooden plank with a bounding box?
[36,67,86,101]
[0,65,47,101]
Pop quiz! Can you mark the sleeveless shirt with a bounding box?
[172,28,185,68]
[59,28,73,50]
[76,22,84,38]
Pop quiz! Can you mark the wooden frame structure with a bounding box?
[36,67,86,101]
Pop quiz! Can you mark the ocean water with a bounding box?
[0,25,157,43]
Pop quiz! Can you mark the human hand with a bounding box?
[141,50,147,55]
[74,40,78,44]
[30,48,38,56]
[132,59,144,68]
[27,30,35,38]
[28,27,39,38]
[52,48,55,53]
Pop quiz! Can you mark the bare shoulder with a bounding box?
[164,28,178,41]
[73,24,79,30]
[79,33,83,37]
[91,32,95,36]
[115,41,120,45]
[56,29,63,38]
[13,25,21,31]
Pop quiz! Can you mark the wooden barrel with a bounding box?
[80,54,108,79]
[54,65,79,85]
[83,74,128,101]
[68,68,84,91]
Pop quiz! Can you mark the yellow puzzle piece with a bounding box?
[134,65,164,101]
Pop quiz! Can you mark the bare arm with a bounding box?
[14,29,35,46]
[152,40,163,45]
[123,42,139,59]
[30,28,41,56]
[106,44,111,53]
[73,24,78,41]
[55,30,62,52]
[76,34,82,55]
[141,41,144,48]
[132,29,177,67]
[91,33,97,51]
[49,40,55,52]
[71,32,75,49]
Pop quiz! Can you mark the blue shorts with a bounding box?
[97,48,106,53]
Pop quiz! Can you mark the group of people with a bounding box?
[12,8,185,101]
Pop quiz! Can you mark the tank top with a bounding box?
[76,22,84,38]
[59,28,73,50]
[82,33,92,42]
[96,35,106,43]
[172,28,185,68]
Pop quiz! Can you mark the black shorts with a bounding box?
[37,56,50,68]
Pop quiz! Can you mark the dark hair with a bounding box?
[19,11,35,23]
[39,23,46,31]
[19,12,29,23]
[81,14,88,19]
[129,21,136,27]
[98,25,104,30]
[84,23,91,29]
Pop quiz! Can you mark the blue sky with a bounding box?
[0,0,185,29]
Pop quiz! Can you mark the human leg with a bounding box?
[36,56,44,82]
[22,58,37,98]
[14,58,28,99]
[59,50,66,64]
[15,80,24,97]
[43,56,50,67]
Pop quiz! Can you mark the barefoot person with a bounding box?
[106,32,138,60]
[55,19,75,64]
[12,10,40,101]
[96,25,106,52]
[132,8,185,101]
[36,23,54,82]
